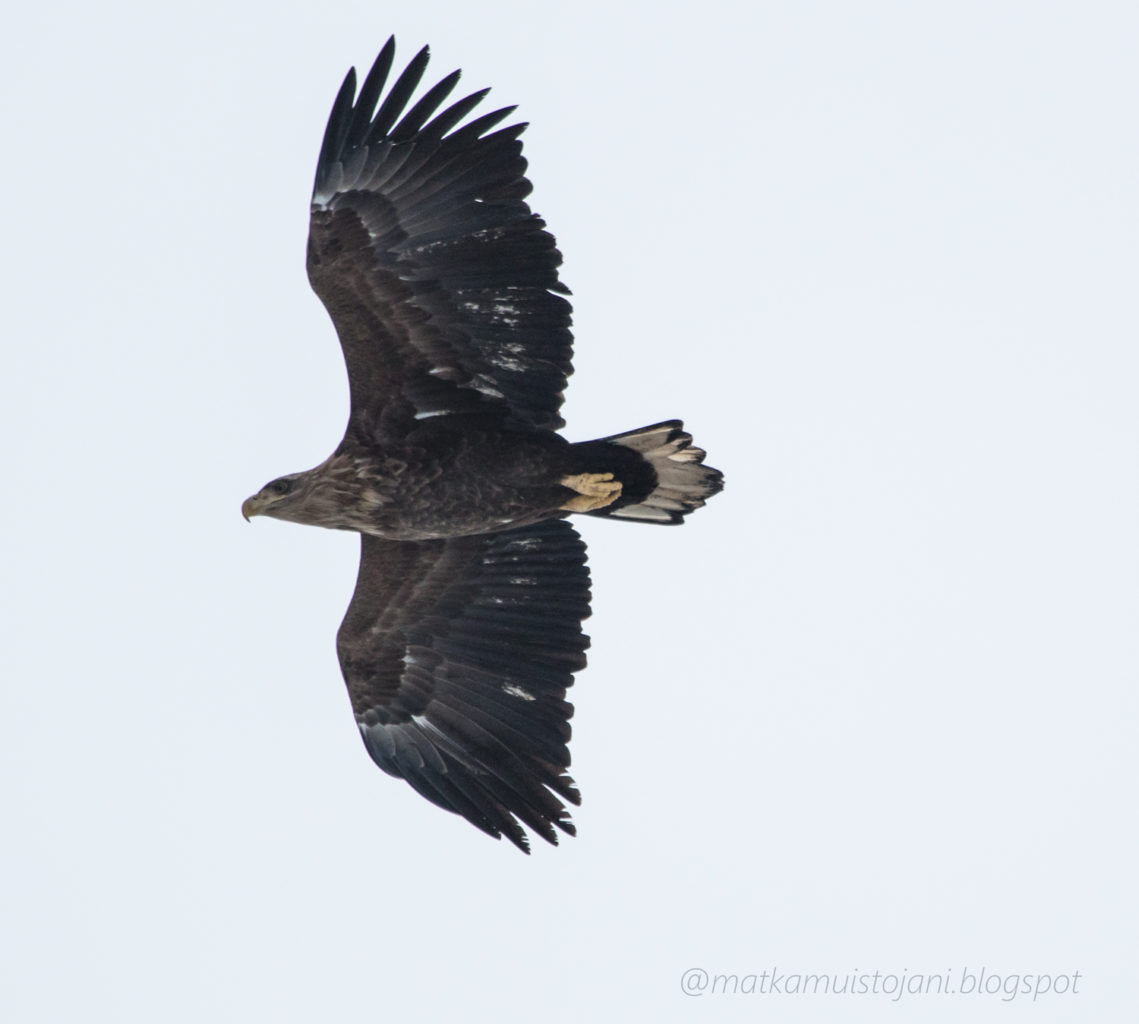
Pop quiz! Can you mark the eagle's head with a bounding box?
[242,456,370,529]
[241,475,305,523]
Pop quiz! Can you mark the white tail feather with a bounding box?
[593,420,722,524]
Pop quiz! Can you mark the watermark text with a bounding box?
[679,966,1081,1003]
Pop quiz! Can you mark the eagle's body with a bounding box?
[243,39,722,851]
[261,419,575,540]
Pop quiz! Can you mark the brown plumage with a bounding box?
[242,38,723,851]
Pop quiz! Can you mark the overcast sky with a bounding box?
[2,1,1136,1021]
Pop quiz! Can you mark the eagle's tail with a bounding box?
[571,420,723,525]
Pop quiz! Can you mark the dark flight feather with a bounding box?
[308,39,573,438]
[338,520,589,852]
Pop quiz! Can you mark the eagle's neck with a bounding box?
[278,454,393,532]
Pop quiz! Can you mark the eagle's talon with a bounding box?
[559,472,623,511]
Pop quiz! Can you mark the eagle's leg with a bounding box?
[559,472,623,512]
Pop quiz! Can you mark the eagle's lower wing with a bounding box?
[337,520,590,852]
[307,38,574,439]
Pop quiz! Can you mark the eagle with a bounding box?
[242,38,723,852]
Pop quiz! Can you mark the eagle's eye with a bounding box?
[269,478,293,496]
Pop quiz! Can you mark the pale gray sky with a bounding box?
[2,1,1136,1020]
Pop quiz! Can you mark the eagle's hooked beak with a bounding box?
[241,496,259,522]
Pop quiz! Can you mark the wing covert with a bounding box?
[336,519,591,852]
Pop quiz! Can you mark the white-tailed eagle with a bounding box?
[242,38,723,852]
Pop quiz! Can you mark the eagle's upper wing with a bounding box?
[307,38,574,438]
[337,520,590,852]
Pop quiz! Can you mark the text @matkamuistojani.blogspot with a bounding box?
[679,967,1082,1003]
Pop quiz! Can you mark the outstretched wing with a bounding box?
[307,38,574,440]
[337,520,590,852]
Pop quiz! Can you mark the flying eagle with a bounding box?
[242,38,723,852]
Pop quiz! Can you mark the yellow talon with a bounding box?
[559,472,622,512]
